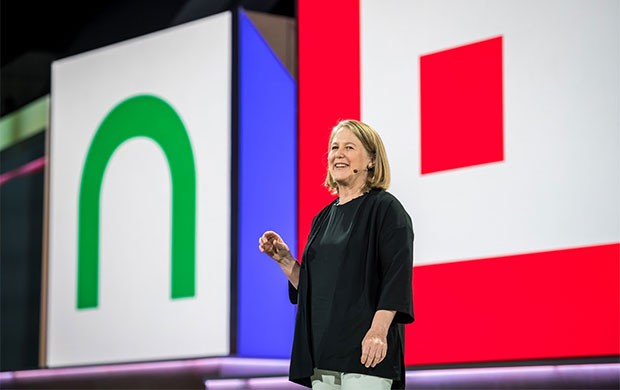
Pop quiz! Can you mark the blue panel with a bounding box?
[238,10,297,358]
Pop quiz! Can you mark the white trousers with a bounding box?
[310,368,393,390]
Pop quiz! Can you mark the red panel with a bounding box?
[420,36,504,174]
[405,244,620,365]
[297,0,361,259]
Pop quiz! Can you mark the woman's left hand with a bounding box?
[360,327,388,368]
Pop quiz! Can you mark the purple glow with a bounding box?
[205,377,305,389]
[219,358,289,377]
[201,362,619,389]
[3,358,617,389]
[204,379,247,389]
[246,377,301,386]
[9,357,289,379]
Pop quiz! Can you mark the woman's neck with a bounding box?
[337,184,367,205]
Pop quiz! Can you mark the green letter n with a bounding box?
[77,95,196,309]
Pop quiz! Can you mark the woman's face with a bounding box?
[328,127,372,189]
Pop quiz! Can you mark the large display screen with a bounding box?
[300,0,619,366]
[47,12,232,367]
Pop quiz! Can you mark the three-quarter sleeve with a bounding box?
[288,281,298,304]
[376,200,414,324]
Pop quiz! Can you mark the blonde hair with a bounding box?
[324,119,391,194]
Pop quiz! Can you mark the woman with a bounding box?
[259,119,414,390]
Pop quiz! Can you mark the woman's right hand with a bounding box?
[258,231,292,263]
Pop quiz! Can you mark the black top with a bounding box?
[288,189,414,389]
[308,194,365,358]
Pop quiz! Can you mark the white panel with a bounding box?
[361,0,620,264]
[48,12,231,366]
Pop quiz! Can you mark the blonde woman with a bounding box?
[259,119,414,390]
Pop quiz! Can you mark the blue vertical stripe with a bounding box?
[238,10,297,358]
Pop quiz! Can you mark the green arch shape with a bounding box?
[77,95,196,309]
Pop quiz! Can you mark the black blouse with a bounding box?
[308,194,365,358]
[288,189,414,389]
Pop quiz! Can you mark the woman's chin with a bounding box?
[333,177,355,187]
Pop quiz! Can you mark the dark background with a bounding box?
[1,0,295,116]
[0,0,294,372]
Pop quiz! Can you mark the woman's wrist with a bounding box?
[277,254,297,272]
[370,310,396,336]
[275,252,293,265]
[278,255,300,289]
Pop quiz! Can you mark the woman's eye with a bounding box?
[331,146,338,150]
[346,145,354,150]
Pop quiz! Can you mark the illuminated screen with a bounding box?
[300,0,620,366]
[47,12,232,367]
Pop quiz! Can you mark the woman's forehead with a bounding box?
[331,127,359,143]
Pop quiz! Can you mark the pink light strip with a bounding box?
[0,156,46,186]
[202,362,620,389]
[205,376,304,389]
[4,357,289,379]
[2,359,617,389]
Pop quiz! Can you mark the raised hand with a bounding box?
[258,231,292,263]
[258,231,299,288]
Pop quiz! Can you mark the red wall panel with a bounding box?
[406,244,620,365]
[297,0,361,258]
